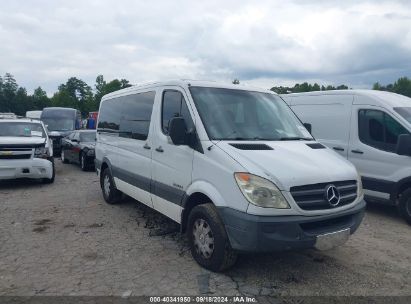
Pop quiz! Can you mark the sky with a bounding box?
[1,0,411,95]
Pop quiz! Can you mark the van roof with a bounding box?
[283,89,411,108]
[102,79,276,100]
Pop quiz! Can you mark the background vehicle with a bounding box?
[61,130,96,171]
[26,110,42,120]
[40,107,82,155]
[95,80,365,271]
[0,119,54,183]
[282,90,411,224]
[0,113,18,119]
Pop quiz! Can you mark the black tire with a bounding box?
[61,150,69,164]
[100,167,122,204]
[187,203,237,272]
[398,188,411,225]
[80,152,87,171]
[42,158,55,184]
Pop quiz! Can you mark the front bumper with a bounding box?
[218,200,366,252]
[0,158,54,180]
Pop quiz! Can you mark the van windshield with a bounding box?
[394,107,411,124]
[189,87,313,141]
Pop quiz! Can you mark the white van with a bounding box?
[282,90,411,224]
[95,80,365,271]
[26,110,43,120]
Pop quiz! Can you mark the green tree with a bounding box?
[93,75,131,109]
[33,87,50,110]
[52,77,93,115]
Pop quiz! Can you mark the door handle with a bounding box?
[333,147,344,151]
[155,146,164,153]
[143,143,151,150]
[351,149,364,154]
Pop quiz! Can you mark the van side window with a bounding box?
[162,91,194,135]
[358,109,409,152]
[119,91,155,140]
[97,98,121,133]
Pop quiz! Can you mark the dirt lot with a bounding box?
[0,160,410,297]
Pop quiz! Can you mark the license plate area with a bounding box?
[314,228,350,251]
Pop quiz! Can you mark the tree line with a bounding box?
[0,73,131,116]
[270,77,411,97]
[1,73,410,117]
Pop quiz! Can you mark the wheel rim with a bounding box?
[193,218,214,259]
[103,175,110,197]
[81,155,85,168]
[61,151,65,161]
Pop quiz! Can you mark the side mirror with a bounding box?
[303,123,312,134]
[396,134,411,156]
[169,117,187,145]
[72,139,78,143]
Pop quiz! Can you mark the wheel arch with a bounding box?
[180,181,226,233]
[100,157,115,187]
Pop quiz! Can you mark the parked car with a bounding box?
[40,107,82,155]
[95,80,365,271]
[0,119,54,183]
[282,90,411,224]
[61,130,96,171]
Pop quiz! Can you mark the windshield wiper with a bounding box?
[279,137,313,141]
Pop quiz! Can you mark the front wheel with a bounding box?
[61,150,69,164]
[80,152,87,171]
[42,158,55,184]
[187,203,237,272]
[398,189,411,225]
[100,167,122,204]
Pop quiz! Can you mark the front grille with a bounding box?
[290,180,357,210]
[0,154,31,160]
[50,137,62,147]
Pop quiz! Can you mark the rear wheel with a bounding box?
[398,188,411,225]
[61,150,69,164]
[80,152,87,171]
[187,203,237,272]
[100,167,122,204]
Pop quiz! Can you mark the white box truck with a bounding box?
[282,90,411,224]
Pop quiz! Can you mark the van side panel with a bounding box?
[290,94,353,158]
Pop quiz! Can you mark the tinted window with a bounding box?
[97,98,121,133]
[119,92,155,140]
[358,109,409,152]
[162,90,194,135]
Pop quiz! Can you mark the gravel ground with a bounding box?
[0,160,410,297]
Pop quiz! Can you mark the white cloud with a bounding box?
[0,0,410,93]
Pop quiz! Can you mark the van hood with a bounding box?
[217,141,358,191]
[0,136,46,147]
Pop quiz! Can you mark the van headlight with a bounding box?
[234,173,290,208]
[357,172,364,198]
[34,146,50,159]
